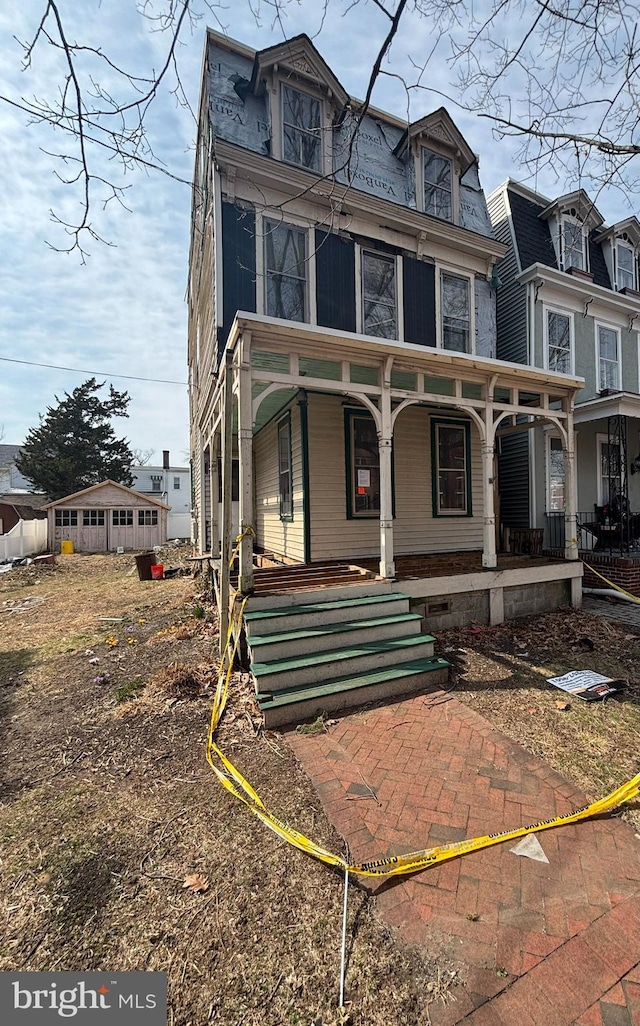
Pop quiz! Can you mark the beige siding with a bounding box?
[307,394,483,561]
[54,484,156,509]
[254,403,305,562]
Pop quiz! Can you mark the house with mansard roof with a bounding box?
[188,31,584,724]
[488,180,640,581]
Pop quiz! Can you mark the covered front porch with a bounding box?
[201,312,584,644]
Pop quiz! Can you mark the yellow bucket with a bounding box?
[60,540,74,555]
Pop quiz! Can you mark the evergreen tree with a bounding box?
[16,379,134,501]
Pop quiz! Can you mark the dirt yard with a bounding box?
[1,556,639,1024]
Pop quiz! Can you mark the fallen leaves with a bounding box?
[555,700,571,711]
[183,874,210,894]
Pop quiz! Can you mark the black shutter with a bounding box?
[403,256,435,346]
[315,230,356,332]
[221,203,256,361]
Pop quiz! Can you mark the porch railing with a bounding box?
[545,510,640,555]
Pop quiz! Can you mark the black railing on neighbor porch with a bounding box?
[545,510,640,555]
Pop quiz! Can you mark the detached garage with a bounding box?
[45,480,169,553]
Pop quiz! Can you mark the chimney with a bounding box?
[162,450,170,470]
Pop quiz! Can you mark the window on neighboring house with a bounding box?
[113,509,133,526]
[546,310,572,373]
[431,420,471,516]
[597,325,620,391]
[547,437,565,511]
[441,273,470,352]
[150,475,162,492]
[282,84,322,172]
[361,252,397,339]
[616,243,636,291]
[423,149,452,221]
[83,510,105,526]
[599,439,621,506]
[264,220,308,322]
[138,509,158,526]
[562,218,585,270]
[173,476,181,490]
[346,411,381,517]
[55,509,77,527]
[278,414,293,520]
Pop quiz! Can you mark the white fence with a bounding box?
[0,519,48,563]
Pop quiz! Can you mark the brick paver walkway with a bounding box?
[583,594,640,633]
[286,693,640,1025]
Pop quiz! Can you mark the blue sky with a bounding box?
[1,1,635,466]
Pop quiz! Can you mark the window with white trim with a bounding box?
[281,84,322,172]
[55,509,77,527]
[361,252,397,339]
[82,510,105,527]
[264,220,308,322]
[173,476,180,490]
[138,509,158,526]
[616,243,636,291]
[561,217,585,270]
[547,436,565,511]
[546,310,572,374]
[423,148,452,221]
[597,324,620,391]
[441,273,470,352]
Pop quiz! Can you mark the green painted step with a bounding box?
[248,612,421,649]
[256,657,451,726]
[244,591,411,629]
[252,633,436,677]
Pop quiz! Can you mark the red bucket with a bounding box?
[150,564,164,580]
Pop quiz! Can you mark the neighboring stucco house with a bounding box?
[130,451,192,538]
[488,181,640,579]
[44,480,169,553]
[187,31,584,723]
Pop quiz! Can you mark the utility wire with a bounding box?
[0,356,187,386]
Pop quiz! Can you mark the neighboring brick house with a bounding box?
[488,181,640,570]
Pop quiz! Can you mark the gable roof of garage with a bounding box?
[42,479,171,510]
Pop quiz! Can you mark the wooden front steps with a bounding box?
[242,585,450,728]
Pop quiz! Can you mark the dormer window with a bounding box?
[561,217,586,271]
[616,242,636,291]
[282,84,322,172]
[423,148,452,221]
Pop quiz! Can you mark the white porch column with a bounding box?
[481,437,497,569]
[237,333,254,594]
[379,361,395,579]
[563,408,579,561]
[219,351,234,658]
[481,387,497,570]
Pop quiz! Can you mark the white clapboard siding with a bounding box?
[307,393,483,561]
[253,403,305,562]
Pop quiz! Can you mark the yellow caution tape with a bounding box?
[228,525,257,568]
[583,561,640,604]
[206,597,640,878]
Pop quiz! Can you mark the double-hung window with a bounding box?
[346,412,380,517]
[599,439,621,506]
[361,252,397,339]
[282,84,322,172]
[617,244,636,291]
[278,414,293,520]
[441,273,470,352]
[546,310,572,374]
[431,420,471,516]
[423,149,452,221]
[264,220,308,322]
[597,325,620,391]
[547,437,565,511]
[562,219,585,270]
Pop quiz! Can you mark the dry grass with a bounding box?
[0,555,452,1026]
[437,609,640,829]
